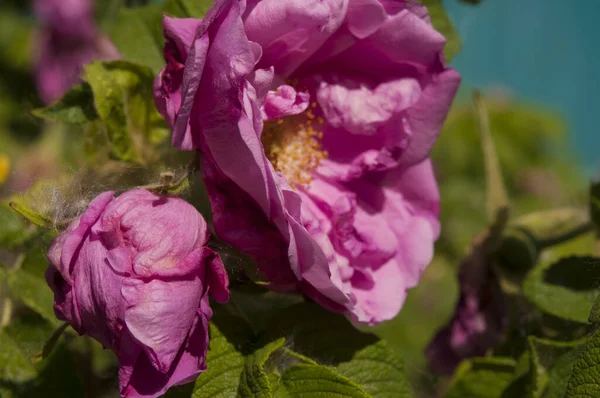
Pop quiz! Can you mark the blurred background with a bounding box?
[0,0,598,397]
[445,0,600,174]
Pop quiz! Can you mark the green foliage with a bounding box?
[0,204,33,248]
[6,269,57,326]
[565,328,600,398]
[108,0,212,73]
[522,256,600,324]
[8,202,54,229]
[166,312,251,398]
[85,61,144,163]
[446,358,517,398]
[432,95,583,258]
[24,59,174,165]
[31,83,98,124]
[544,345,585,398]
[238,338,286,397]
[167,301,411,398]
[3,312,55,360]
[502,337,586,398]
[266,303,412,398]
[0,331,37,384]
[276,364,370,398]
[590,296,600,324]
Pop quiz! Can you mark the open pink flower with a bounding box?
[46,189,229,398]
[34,0,119,103]
[154,0,460,324]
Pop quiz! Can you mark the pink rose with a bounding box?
[46,189,229,398]
[154,0,460,324]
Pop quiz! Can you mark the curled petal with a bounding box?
[262,85,310,120]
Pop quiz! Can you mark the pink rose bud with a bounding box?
[46,189,229,398]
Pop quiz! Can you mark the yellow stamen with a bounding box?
[261,116,327,187]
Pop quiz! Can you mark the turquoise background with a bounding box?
[445,0,600,172]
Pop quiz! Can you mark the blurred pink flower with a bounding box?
[426,223,508,375]
[46,189,229,398]
[154,0,460,324]
[34,0,119,103]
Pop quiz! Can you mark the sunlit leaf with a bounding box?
[523,256,600,323]
[31,83,98,125]
[565,328,600,398]
[446,357,516,398]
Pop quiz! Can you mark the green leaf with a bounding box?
[503,337,586,398]
[83,60,158,163]
[0,204,33,248]
[84,62,140,162]
[226,285,304,333]
[544,344,586,398]
[165,311,253,398]
[523,256,600,323]
[23,340,85,398]
[0,330,37,384]
[276,364,370,398]
[7,268,58,326]
[31,83,98,124]
[8,201,54,229]
[108,0,210,73]
[590,296,600,324]
[267,302,411,398]
[420,0,461,62]
[178,0,213,17]
[565,328,600,397]
[108,3,171,73]
[446,357,516,398]
[238,338,285,397]
[3,312,55,361]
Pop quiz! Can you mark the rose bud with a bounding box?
[46,189,229,398]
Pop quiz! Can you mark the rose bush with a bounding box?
[154,0,460,324]
[45,189,229,398]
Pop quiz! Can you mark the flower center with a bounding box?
[261,103,327,187]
